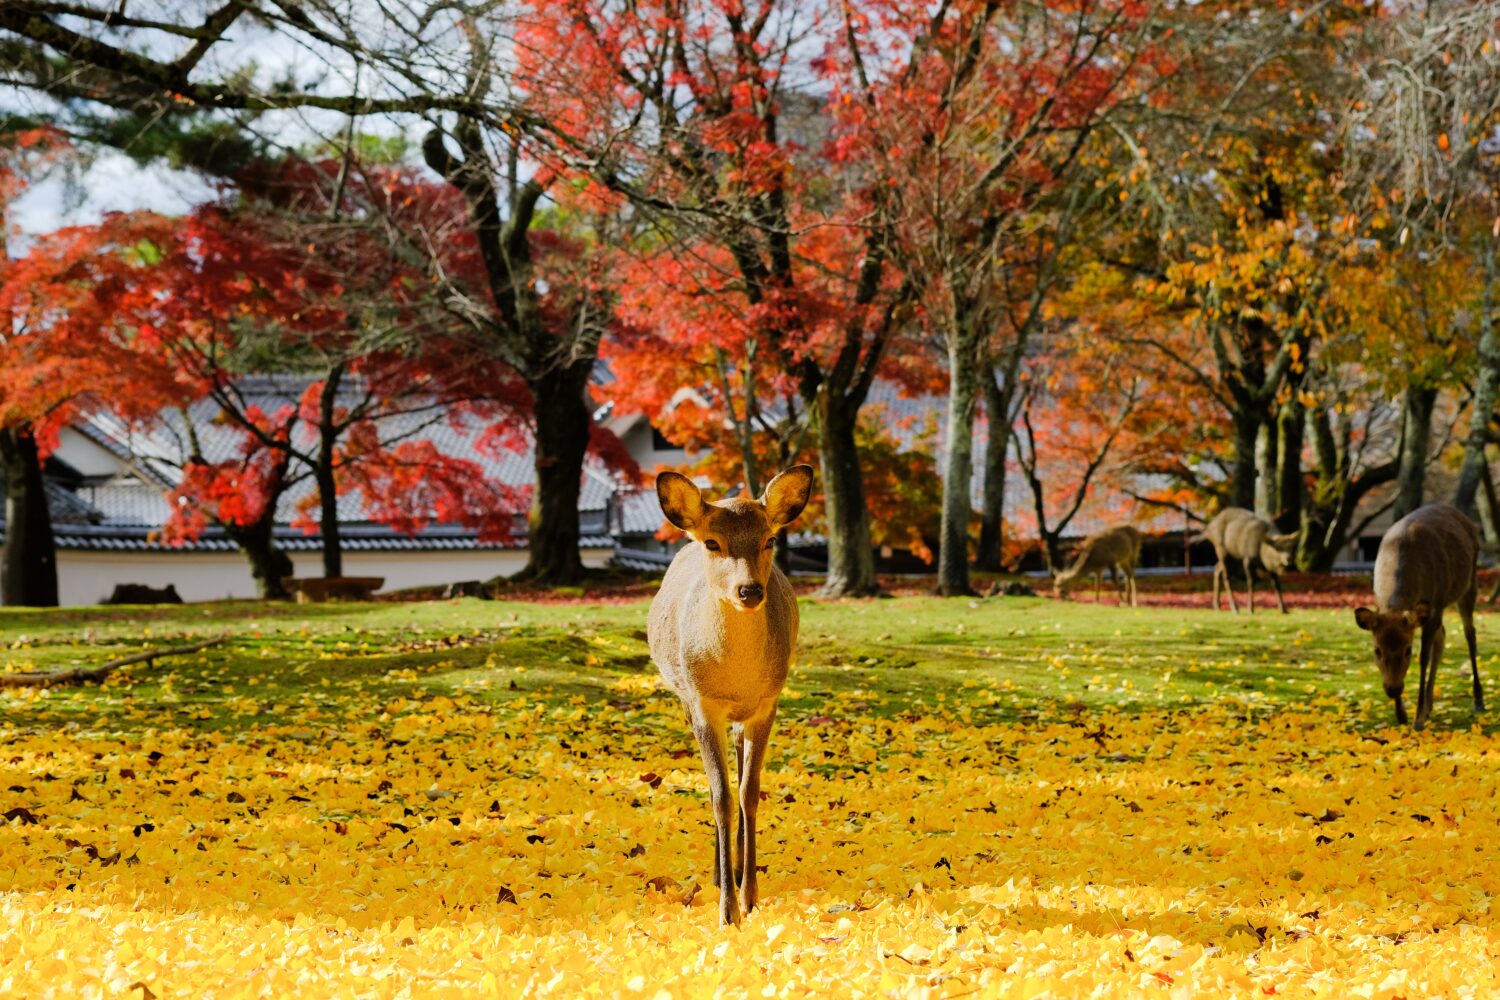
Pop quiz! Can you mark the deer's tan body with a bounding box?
[647,467,813,927]
[1054,525,1141,606]
[650,537,797,723]
[1199,507,1298,614]
[1355,502,1483,729]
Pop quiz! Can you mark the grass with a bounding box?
[2,590,1494,735]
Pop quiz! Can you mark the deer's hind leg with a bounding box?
[1461,584,1483,712]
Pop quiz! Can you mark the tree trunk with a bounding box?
[1230,410,1260,510]
[315,363,345,578]
[1456,238,1498,518]
[1395,384,1439,520]
[515,360,593,585]
[0,426,59,607]
[228,514,293,599]
[937,336,980,596]
[1254,420,1278,518]
[817,394,878,597]
[976,370,1010,573]
[1275,397,1305,533]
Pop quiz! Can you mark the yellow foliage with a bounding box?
[1,697,1498,996]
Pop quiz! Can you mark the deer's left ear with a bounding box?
[761,465,814,528]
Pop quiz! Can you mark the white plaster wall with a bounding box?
[53,429,129,477]
[56,547,616,606]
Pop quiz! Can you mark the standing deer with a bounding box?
[648,465,814,926]
[1198,507,1298,614]
[1354,502,1483,730]
[1053,525,1142,606]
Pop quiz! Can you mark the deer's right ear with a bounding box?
[1354,607,1377,631]
[657,472,707,530]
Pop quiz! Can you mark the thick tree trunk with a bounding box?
[1230,410,1260,510]
[937,339,980,596]
[0,426,59,607]
[1275,397,1305,534]
[315,364,345,579]
[976,371,1010,573]
[1254,420,1278,519]
[1456,240,1498,518]
[515,361,593,585]
[1395,384,1439,520]
[818,395,878,597]
[228,515,293,599]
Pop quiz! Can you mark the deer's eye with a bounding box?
[703,539,721,552]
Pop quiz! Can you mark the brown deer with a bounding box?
[648,466,814,926]
[1198,507,1298,614]
[1053,526,1142,606]
[1354,502,1483,730]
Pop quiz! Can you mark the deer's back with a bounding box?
[1077,526,1141,570]
[648,544,797,719]
[1208,508,1270,558]
[1375,503,1478,612]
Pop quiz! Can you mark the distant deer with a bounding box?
[1198,507,1298,614]
[1354,502,1483,730]
[648,465,814,926]
[1053,526,1142,606]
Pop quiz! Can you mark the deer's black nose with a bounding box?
[737,584,764,607]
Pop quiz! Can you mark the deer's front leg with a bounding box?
[737,709,776,915]
[1243,558,1256,614]
[691,716,740,926]
[1270,572,1288,614]
[1415,623,1445,731]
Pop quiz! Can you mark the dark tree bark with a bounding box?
[424,107,607,587]
[818,393,879,597]
[514,360,593,585]
[0,425,59,607]
[1230,410,1261,511]
[976,370,1011,573]
[1274,395,1305,533]
[314,362,346,579]
[1394,384,1439,520]
[227,514,294,600]
[1297,401,1399,571]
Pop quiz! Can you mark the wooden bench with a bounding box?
[281,577,385,603]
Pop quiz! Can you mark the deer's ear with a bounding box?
[761,465,814,528]
[1272,532,1299,550]
[1354,607,1377,631]
[1407,601,1432,625]
[657,472,707,530]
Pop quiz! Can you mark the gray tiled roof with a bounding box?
[3,376,626,554]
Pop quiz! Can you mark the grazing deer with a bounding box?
[1198,507,1298,614]
[1053,526,1142,606]
[1354,502,1483,730]
[648,466,814,926]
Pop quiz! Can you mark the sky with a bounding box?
[10,152,218,237]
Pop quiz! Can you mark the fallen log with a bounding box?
[0,634,229,688]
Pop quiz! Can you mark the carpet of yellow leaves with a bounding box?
[2,684,1498,997]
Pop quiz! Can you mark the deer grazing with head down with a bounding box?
[1198,507,1298,614]
[648,466,814,926]
[1053,525,1142,606]
[1354,502,1483,730]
